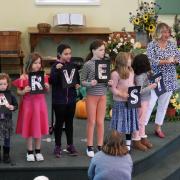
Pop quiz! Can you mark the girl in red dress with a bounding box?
[13,52,49,162]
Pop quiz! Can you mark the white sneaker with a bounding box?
[35,153,44,161]
[86,149,94,158]
[26,154,35,162]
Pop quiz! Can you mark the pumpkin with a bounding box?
[75,99,87,119]
[134,42,142,49]
[109,109,112,118]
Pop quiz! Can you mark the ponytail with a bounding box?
[85,52,93,61]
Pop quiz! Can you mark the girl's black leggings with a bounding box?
[53,103,76,146]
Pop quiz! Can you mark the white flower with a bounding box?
[130,38,135,44]
[113,48,118,54]
[118,42,123,46]
[120,38,124,42]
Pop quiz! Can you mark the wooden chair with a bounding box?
[0,31,24,74]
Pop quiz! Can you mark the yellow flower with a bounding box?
[169,92,180,110]
[170,99,176,104]
[143,14,148,21]
[148,24,156,33]
[129,1,161,33]
[144,19,148,23]
[133,18,140,25]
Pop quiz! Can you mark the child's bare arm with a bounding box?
[17,86,31,96]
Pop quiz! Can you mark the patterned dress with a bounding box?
[147,40,180,92]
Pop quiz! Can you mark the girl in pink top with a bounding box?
[13,52,49,162]
[110,52,138,151]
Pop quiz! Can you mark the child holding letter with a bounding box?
[132,54,157,151]
[81,40,113,157]
[0,73,18,163]
[49,44,80,158]
[110,52,138,151]
[13,52,49,162]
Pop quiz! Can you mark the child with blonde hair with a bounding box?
[110,52,138,151]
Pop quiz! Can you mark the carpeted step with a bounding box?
[133,148,180,180]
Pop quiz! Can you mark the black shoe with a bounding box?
[3,154,11,163]
[3,146,11,163]
[66,144,78,156]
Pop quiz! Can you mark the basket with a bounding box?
[37,23,51,33]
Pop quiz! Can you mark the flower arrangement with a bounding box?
[129,1,161,35]
[104,32,135,60]
[169,92,180,111]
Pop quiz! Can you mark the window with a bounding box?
[35,0,100,5]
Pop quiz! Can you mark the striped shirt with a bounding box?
[81,59,107,96]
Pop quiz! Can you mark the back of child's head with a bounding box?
[25,52,43,74]
[132,54,151,75]
[114,52,133,79]
[33,176,49,180]
[86,39,105,61]
[57,44,71,59]
[102,130,128,156]
[0,73,11,89]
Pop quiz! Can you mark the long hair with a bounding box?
[153,22,171,41]
[114,52,133,79]
[86,39,105,61]
[25,52,43,74]
[0,73,11,89]
[132,54,151,75]
[102,130,128,156]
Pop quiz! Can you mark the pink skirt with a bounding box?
[16,93,49,138]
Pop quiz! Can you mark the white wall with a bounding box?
[0,0,176,59]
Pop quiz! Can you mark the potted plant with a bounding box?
[167,92,180,117]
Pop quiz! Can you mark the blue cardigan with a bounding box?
[88,151,133,180]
